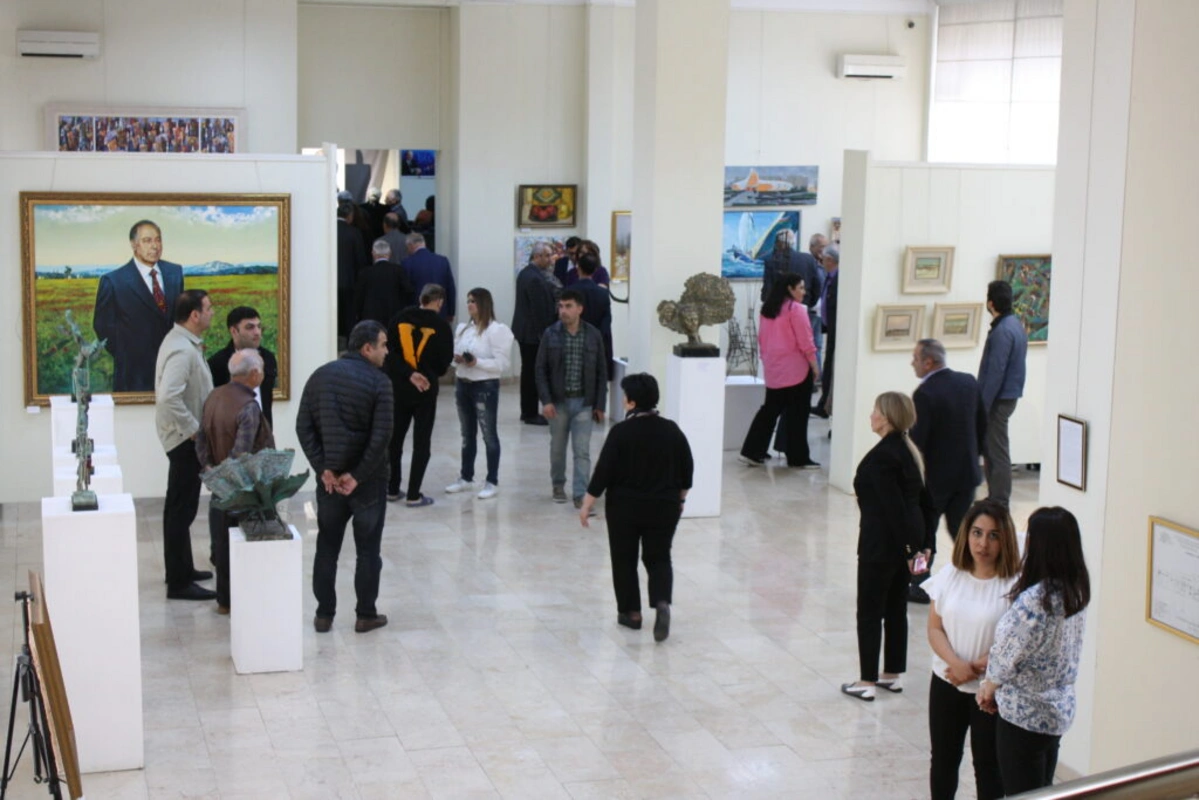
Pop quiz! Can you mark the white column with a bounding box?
[630,0,731,388]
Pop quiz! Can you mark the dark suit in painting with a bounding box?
[93,259,183,392]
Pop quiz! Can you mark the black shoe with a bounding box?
[313,615,332,633]
[811,406,829,419]
[191,570,213,582]
[617,612,642,630]
[167,583,217,601]
[523,415,549,426]
[908,585,931,604]
[355,614,388,633]
[653,602,671,642]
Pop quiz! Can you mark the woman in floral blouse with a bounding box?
[977,506,1090,794]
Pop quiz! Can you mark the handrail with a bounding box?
[1016,749,1199,799]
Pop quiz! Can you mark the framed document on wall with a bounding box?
[1147,517,1199,645]
[1056,414,1088,491]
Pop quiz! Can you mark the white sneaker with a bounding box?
[445,478,475,494]
[476,482,498,500]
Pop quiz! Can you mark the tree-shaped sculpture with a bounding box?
[656,272,736,356]
[201,449,310,540]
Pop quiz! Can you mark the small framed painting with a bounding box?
[873,304,926,351]
[1056,414,1087,491]
[902,246,954,293]
[997,254,1051,345]
[610,211,631,282]
[931,303,984,348]
[516,185,578,228]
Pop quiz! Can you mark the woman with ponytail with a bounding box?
[842,391,929,701]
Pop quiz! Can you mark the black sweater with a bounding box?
[852,432,926,563]
[587,413,693,504]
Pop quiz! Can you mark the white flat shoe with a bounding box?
[840,682,875,702]
[876,677,903,693]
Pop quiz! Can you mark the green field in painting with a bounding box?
[34,274,279,395]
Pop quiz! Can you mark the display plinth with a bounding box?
[52,464,124,498]
[724,375,767,451]
[666,354,724,518]
[52,443,119,471]
[40,493,143,773]
[230,524,302,674]
[49,394,115,450]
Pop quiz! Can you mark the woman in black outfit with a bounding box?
[842,391,927,701]
[579,373,693,642]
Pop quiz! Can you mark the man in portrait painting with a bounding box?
[93,220,184,392]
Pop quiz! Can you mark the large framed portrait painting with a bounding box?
[20,192,291,405]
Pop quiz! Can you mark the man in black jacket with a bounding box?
[296,320,394,634]
[385,284,454,506]
[337,201,368,339]
[353,240,414,326]
[572,254,614,381]
[814,245,840,417]
[907,338,987,603]
[512,242,560,424]
[208,305,278,427]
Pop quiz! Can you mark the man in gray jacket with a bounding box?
[977,280,1028,506]
[535,289,607,508]
[155,289,216,601]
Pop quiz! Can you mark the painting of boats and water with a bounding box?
[721,210,801,280]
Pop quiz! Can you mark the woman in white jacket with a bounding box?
[446,287,514,500]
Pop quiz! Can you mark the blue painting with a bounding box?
[721,210,801,280]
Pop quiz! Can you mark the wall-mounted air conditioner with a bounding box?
[837,54,906,80]
[17,30,101,59]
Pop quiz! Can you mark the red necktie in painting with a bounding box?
[150,268,167,314]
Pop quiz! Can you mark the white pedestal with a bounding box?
[52,444,119,471]
[723,375,766,451]
[666,354,724,518]
[50,394,115,450]
[40,493,143,773]
[230,524,303,674]
[52,464,124,498]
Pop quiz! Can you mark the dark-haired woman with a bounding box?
[978,506,1090,795]
[739,274,820,468]
[579,373,693,642]
[925,500,1022,800]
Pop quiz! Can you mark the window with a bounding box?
[929,0,1063,164]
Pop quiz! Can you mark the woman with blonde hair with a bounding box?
[842,391,927,701]
[925,499,1022,799]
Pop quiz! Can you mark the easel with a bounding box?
[1,592,63,800]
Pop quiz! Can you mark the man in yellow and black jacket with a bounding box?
[385,283,454,506]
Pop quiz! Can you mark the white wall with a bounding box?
[0,151,335,502]
[830,152,1054,494]
[0,0,297,153]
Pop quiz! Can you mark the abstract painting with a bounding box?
[996,254,1051,344]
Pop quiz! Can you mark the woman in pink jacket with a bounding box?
[739,273,821,468]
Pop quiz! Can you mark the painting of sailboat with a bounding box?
[721,210,801,279]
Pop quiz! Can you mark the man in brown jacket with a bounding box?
[197,349,275,614]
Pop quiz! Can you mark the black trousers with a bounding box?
[741,374,814,465]
[816,335,835,412]
[388,386,438,500]
[518,341,541,420]
[856,559,909,682]
[607,500,681,614]
[914,486,976,588]
[163,439,202,590]
[312,478,387,620]
[996,716,1060,795]
[929,674,1003,800]
[209,502,234,608]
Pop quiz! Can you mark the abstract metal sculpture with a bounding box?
[656,273,736,357]
[62,310,105,512]
[200,449,310,541]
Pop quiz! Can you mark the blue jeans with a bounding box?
[456,378,500,485]
[548,396,594,500]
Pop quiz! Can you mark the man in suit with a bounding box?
[761,230,820,304]
[907,338,987,603]
[512,241,560,425]
[400,232,455,323]
[337,200,368,339]
[208,305,278,427]
[354,240,414,326]
[813,244,840,418]
[93,219,183,392]
[573,253,614,382]
[380,213,407,264]
[553,236,582,286]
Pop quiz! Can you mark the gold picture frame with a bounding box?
[610,211,631,283]
[873,304,926,351]
[20,192,291,406]
[1146,517,1199,645]
[902,246,954,293]
[516,184,578,228]
[931,303,984,348]
[28,571,84,799]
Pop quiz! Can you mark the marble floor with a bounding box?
[0,385,1040,799]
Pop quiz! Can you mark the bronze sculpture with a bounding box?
[656,272,736,356]
[200,449,309,541]
[62,310,106,512]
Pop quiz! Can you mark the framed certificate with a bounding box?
[1147,517,1199,645]
[1056,414,1087,491]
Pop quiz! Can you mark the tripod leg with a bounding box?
[1,660,25,799]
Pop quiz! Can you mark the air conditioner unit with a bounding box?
[17,30,101,59]
[837,54,906,80]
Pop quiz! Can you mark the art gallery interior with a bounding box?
[1,0,1197,796]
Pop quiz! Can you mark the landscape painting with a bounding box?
[997,254,1051,344]
[514,234,567,277]
[721,210,801,279]
[724,165,818,207]
[21,192,290,405]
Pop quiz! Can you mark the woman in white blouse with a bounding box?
[445,288,514,500]
[925,499,1022,800]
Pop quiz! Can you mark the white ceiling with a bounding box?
[297,0,938,13]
